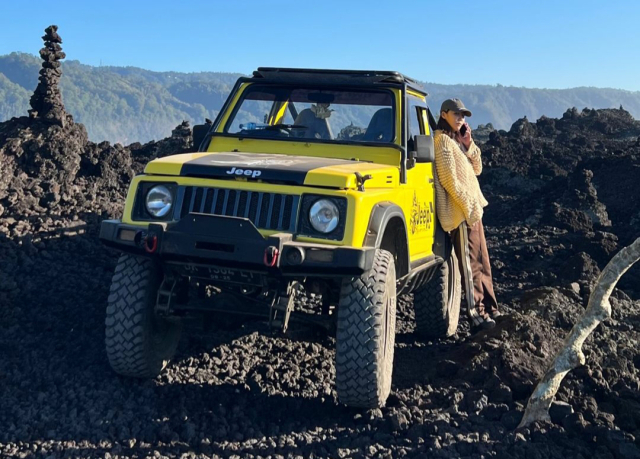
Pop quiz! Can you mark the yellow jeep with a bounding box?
[100,68,461,408]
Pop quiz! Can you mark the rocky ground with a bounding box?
[2,27,640,459]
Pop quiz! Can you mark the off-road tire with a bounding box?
[335,249,396,408]
[105,254,182,378]
[413,249,461,338]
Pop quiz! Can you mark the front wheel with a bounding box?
[105,254,182,378]
[335,249,396,408]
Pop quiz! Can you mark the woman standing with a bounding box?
[434,98,500,332]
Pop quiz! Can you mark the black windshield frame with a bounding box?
[222,84,397,145]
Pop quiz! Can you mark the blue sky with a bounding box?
[1,0,639,91]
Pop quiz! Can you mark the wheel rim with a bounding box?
[445,255,460,335]
[446,255,460,313]
[383,275,396,361]
[383,293,391,357]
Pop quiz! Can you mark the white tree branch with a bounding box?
[519,236,640,428]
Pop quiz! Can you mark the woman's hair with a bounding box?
[437,112,453,133]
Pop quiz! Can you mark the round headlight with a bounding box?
[309,199,339,233]
[145,185,173,218]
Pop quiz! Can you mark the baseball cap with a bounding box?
[440,98,472,117]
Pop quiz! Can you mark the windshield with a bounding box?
[224,85,395,144]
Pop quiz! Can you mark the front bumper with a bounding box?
[99,215,375,277]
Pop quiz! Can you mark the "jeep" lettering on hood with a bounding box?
[226,167,262,178]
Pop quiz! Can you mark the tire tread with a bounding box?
[336,249,396,408]
[105,254,181,378]
[414,251,461,338]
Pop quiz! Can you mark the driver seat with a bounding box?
[293,109,333,140]
[363,108,393,142]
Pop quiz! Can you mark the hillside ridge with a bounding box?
[3,51,640,143]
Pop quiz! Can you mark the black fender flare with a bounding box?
[363,202,410,274]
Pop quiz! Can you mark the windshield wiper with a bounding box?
[262,123,307,130]
[239,123,308,131]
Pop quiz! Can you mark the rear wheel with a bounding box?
[414,249,461,338]
[335,249,396,408]
[105,254,182,378]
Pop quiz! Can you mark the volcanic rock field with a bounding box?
[1,27,640,459]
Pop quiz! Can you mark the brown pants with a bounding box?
[450,220,499,325]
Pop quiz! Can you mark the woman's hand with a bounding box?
[455,122,472,150]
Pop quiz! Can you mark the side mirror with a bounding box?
[414,135,434,163]
[192,122,211,152]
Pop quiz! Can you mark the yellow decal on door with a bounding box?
[410,192,433,234]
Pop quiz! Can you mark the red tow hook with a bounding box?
[144,235,158,254]
[263,246,279,267]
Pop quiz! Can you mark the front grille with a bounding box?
[178,186,299,232]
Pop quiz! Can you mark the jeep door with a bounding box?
[404,93,436,262]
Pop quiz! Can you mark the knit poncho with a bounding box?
[434,130,488,232]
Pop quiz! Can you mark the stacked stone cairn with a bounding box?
[28,25,71,127]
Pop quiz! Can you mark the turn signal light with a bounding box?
[118,229,137,242]
[306,249,333,263]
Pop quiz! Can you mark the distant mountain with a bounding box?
[424,83,640,134]
[2,52,640,143]
[0,53,242,144]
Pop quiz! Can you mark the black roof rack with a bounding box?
[251,67,427,96]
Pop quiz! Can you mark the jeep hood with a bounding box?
[144,152,399,189]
